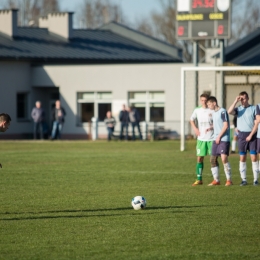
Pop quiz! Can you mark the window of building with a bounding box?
[17,93,29,120]
[150,103,164,122]
[77,92,112,123]
[129,91,165,122]
[98,103,111,121]
[129,92,146,100]
[80,103,94,122]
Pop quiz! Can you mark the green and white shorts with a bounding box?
[196,140,213,156]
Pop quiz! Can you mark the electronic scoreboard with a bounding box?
[176,0,231,40]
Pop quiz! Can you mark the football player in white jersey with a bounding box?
[190,94,214,186]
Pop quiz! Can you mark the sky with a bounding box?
[59,0,164,28]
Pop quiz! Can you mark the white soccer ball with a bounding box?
[131,196,147,210]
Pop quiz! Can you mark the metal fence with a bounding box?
[92,120,192,140]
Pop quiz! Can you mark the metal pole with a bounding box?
[220,40,225,107]
[180,68,186,151]
[91,117,98,141]
[193,41,199,106]
[23,0,26,26]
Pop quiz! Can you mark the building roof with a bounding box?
[99,22,182,61]
[215,28,260,66]
[0,26,182,64]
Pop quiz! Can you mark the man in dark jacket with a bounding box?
[51,100,66,140]
[129,106,143,140]
[119,104,129,140]
[31,101,45,139]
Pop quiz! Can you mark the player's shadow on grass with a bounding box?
[0,205,212,221]
[0,211,193,221]
[0,205,207,215]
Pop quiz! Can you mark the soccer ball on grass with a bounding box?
[131,196,146,210]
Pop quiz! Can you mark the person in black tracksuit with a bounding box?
[129,106,143,140]
[119,104,129,140]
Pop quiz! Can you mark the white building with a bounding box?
[0,9,193,139]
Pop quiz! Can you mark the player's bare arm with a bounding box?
[190,120,200,136]
[228,96,240,115]
[246,119,259,142]
[205,126,213,133]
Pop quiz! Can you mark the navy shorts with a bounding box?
[211,141,230,156]
[257,138,260,153]
[238,132,257,155]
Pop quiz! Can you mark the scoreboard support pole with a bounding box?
[193,41,199,107]
[220,40,225,107]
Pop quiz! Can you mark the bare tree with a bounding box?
[42,0,59,15]
[80,0,125,29]
[135,0,260,62]
[3,0,59,26]
[135,0,192,62]
[229,0,260,44]
[134,18,154,37]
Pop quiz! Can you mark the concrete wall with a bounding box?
[3,61,260,139]
[0,61,32,137]
[32,63,193,137]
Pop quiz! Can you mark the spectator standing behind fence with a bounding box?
[119,104,129,140]
[104,111,116,141]
[31,101,45,140]
[51,100,66,140]
[129,106,143,140]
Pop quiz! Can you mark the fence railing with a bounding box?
[90,120,193,140]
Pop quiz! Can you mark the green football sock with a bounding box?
[196,162,203,181]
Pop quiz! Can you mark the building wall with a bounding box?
[0,61,32,137]
[32,63,194,138]
[4,62,259,139]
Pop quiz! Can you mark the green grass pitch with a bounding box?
[0,140,260,259]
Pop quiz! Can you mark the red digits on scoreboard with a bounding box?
[205,0,214,7]
[192,0,203,8]
[178,26,184,36]
[218,25,224,35]
[192,0,215,8]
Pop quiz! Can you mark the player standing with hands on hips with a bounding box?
[206,96,232,186]
[228,91,259,186]
[190,93,214,186]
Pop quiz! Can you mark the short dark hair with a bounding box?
[200,93,209,99]
[207,96,218,104]
[239,91,249,98]
[0,113,11,123]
